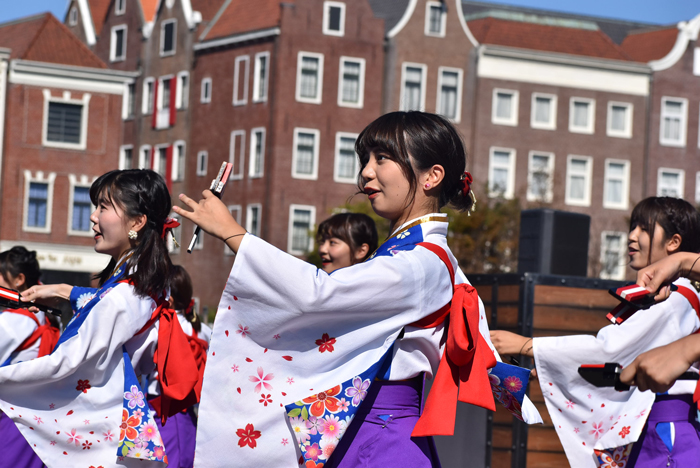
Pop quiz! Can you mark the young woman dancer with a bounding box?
[0,169,190,467]
[491,197,700,468]
[176,111,538,468]
[316,212,378,273]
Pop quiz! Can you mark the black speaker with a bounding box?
[517,209,590,276]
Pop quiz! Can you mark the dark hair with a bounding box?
[0,246,41,290]
[355,111,473,212]
[316,213,378,263]
[90,169,173,298]
[630,197,700,264]
[170,265,201,333]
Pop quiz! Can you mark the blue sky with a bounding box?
[0,0,698,25]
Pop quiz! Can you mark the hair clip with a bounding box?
[460,172,477,216]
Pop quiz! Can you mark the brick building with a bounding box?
[0,13,134,285]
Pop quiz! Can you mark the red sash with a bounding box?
[410,242,497,437]
[675,286,700,408]
[4,308,59,358]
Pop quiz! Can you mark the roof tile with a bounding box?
[620,27,678,63]
[87,0,111,36]
[140,0,159,23]
[203,0,285,41]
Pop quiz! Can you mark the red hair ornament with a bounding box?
[460,172,477,215]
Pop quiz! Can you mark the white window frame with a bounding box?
[246,203,262,237]
[69,6,78,26]
[292,128,320,180]
[657,167,685,198]
[22,170,56,234]
[400,62,427,112]
[160,19,177,57]
[225,205,242,255]
[200,77,212,104]
[249,127,266,178]
[253,52,270,103]
[660,96,688,147]
[698,105,700,150]
[121,82,134,120]
[599,231,627,281]
[233,56,249,106]
[196,151,208,176]
[152,144,170,177]
[334,131,359,184]
[288,204,317,255]
[695,171,700,204]
[568,97,595,134]
[488,147,516,200]
[139,145,152,169]
[526,151,554,203]
[322,1,346,37]
[229,130,246,180]
[175,71,189,110]
[337,56,365,109]
[115,0,126,15]
[602,158,630,210]
[606,101,633,139]
[694,48,700,76]
[172,140,185,182]
[142,77,155,114]
[491,88,519,126]
[110,25,127,62]
[530,93,557,130]
[67,174,95,237]
[156,74,174,129]
[42,89,90,150]
[119,144,134,170]
[424,1,446,37]
[296,52,324,105]
[436,66,463,123]
[565,155,593,207]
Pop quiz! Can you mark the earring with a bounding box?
[425,183,431,189]
[128,230,138,240]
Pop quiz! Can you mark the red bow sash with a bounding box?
[5,309,60,358]
[410,242,497,437]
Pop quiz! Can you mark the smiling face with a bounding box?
[361,149,415,226]
[318,237,355,273]
[628,222,673,271]
[90,191,135,260]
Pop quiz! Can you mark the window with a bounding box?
[143,78,155,114]
[249,128,265,178]
[565,156,593,207]
[176,72,189,110]
[600,232,626,280]
[226,205,242,255]
[437,67,462,122]
[139,145,152,169]
[694,48,700,76]
[70,186,92,234]
[253,52,269,102]
[296,52,324,104]
[201,78,212,104]
[334,132,359,183]
[233,56,249,106]
[292,128,320,180]
[115,0,126,15]
[69,6,78,26]
[229,130,245,179]
[607,102,633,138]
[23,171,55,233]
[488,147,516,199]
[660,97,687,147]
[425,1,446,37]
[400,63,427,112]
[119,145,134,170]
[288,205,316,255]
[43,90,89,150]
[196,151,208,176]
[531,93,556,130]
[173,141,185,182]
[491,89,518,126]
[657,168,684,198]
[569,98,594,134]
[160,19,176,56]
[338,57,365,108]
[246,204,262,237]
[122,82,135,119]
[603,159,630,210]
[154,146,169,178]
[696,172,700,204]
[323,1,345,36]
[526,151,554,203]
[156,76,174,129]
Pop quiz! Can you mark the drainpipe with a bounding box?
[0,52,10,227]
[642,71,653,198]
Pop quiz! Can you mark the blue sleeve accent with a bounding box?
[69,287,98,311]
[656,421,674,452]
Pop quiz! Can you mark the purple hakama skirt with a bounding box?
[152,406,198,468]
[0,412,46,468]
[326,376,441,468]
[627,394,700,467]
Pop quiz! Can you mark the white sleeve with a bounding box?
[0,313,37,364]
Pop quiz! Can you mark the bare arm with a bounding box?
[21,283,73,305]
[490,330,533,358]
[636,252,700,301]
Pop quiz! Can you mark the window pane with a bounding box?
[162,79,171,110]
[28,182,48,228]
[429,5,442,33]
[115,29,124,58]
[492,168,508,193]
[572,101,589,127]
[158,148,168,177]
[664,101,682,115]
[534,96,551,123]
[440,71,458,119]
[337,136,357,179]
[295,132,315,175]
[493,151,510,166]
[177,145,185,181]
[663,116,680,141]
[611,106,626,131]
[496,93,512,119]
[292,209,312,251]
[300,57,319,98]
[603,234,622,277]
[404,67,422,111]
[570,158,587,174]
[569,175,585,200]
[253,132,263,175]
[72,187,91,231]
[606,179,622,204]
[47,102,82,144]
[249,207,260,236]
[163,22,174,52]
[328,6,342,31]
[341,61,360,103]
[257,56,268,99]
[124,148,133,169]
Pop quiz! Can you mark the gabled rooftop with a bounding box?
[620,26,679,63]
[367,0,410,34]
[200,0,284,42]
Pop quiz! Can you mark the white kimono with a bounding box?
[0,282,165,468]
[195,215,539,467]
[534,278,700,467]
[0,309,47,365]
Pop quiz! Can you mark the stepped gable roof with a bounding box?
[367,0,410,34]
[201,0,284,41]
[191,0,228,35]
[140,0,159,23]
[620,26,678,63]
[87,0,112,35]
[467,16,632,61]
[0,13,107,68]
[462,0,654,45]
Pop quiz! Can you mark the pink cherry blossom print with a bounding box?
[66,428,83,446]
[236,324,250,337]
[319,415,342,439]
[103,430,115,442]
[287,377,294,385]
[337,398,350,412]
[33,416,43,425]
[141,422,158,441]
[274,334,281,340]
[565,400,575,410]
[125,385,145,409]
[589,421,604,439]
[281,438,289,446]
[236,424,261,449]
[259,394,272,406]
[82,440,92,450]
[573,427,580,434]
[249,367,274,393]
[305,443,322,462]
[345,376,370,406]
[315,333,336,353]
[231,365,239,373]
